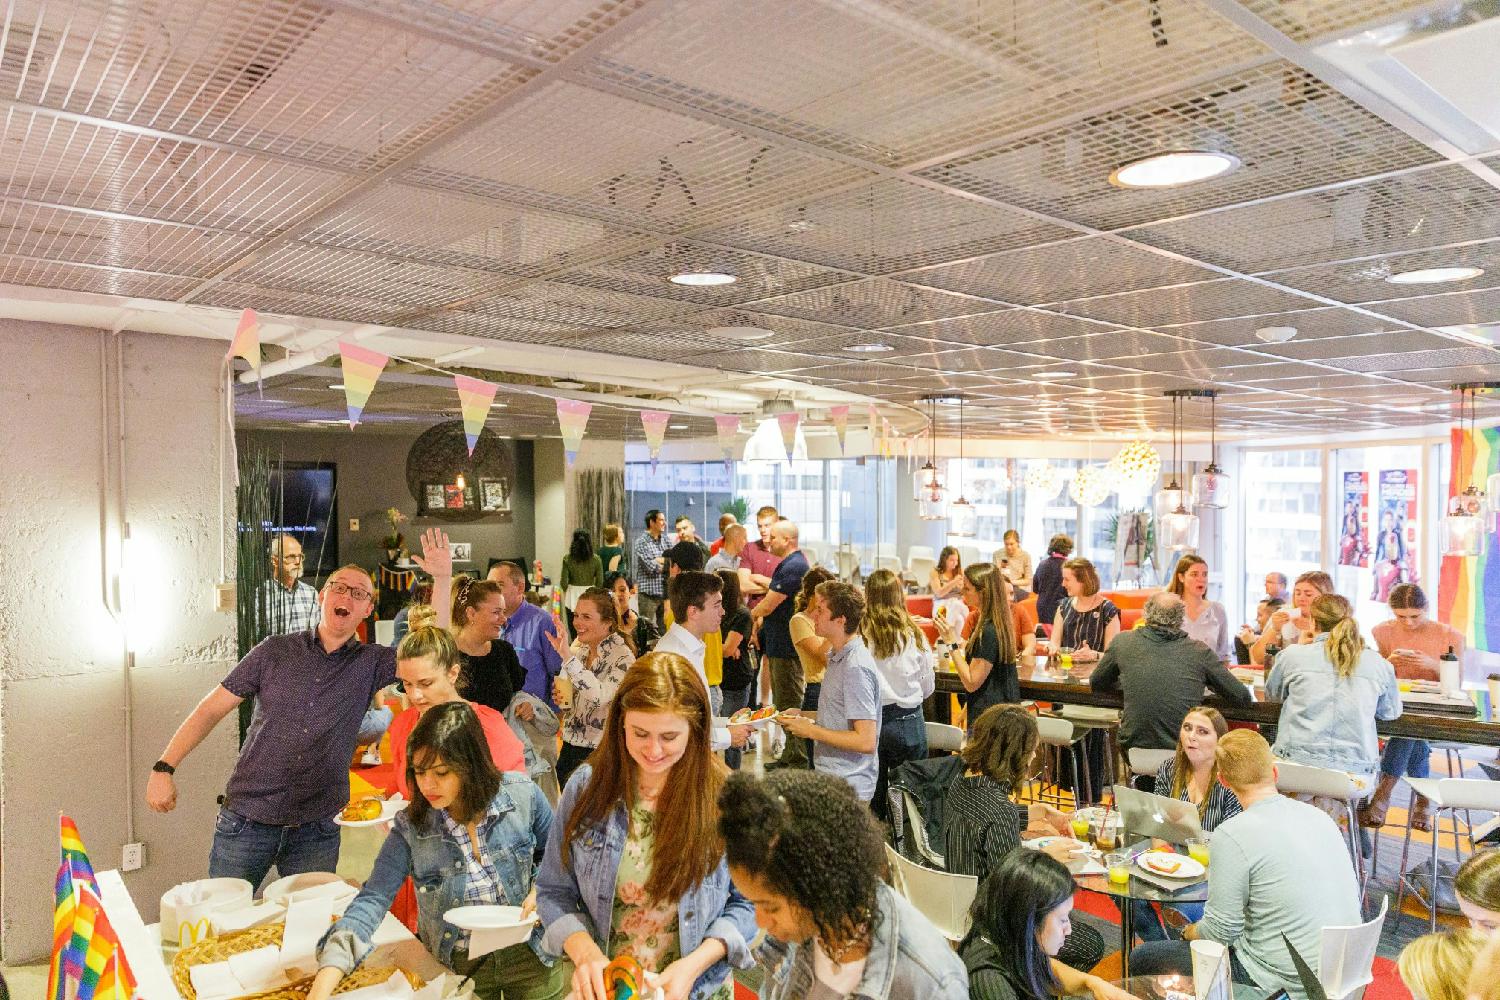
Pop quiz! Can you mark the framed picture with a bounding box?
[450,542,473,562]
[421,483,445,513]
[443,485,468,509]
[480,477,511,513]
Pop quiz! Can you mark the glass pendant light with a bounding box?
[912,396,940,501]
[948,396,977,536]
[917,395,947,521]
[1159,391,1200,552]
[1191,390,1229,509]
[1444,383,1498,555]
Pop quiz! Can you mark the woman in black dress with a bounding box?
[935,562,1017,727]
[449,576,525,714]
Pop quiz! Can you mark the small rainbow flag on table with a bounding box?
[338,341,390,429]
[49,815,135,1000]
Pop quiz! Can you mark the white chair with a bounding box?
[374,619,396,646]
[1318,896,1387,1000]
[907,555,937,588]
[874,554,904,577]
[898,788,946,869]
[925,721,965,754]
[1128,747,1174,779]
[1033,715,1092,808]
[800,540,824,568]
[1396,777,1500,930]
[875,541,898,561]
[883,841,908,895]
[1273,760,1375,895]
[957,545,984,570]
[887,848,978,943]
[906,544,935,568]
[834,548,861,582]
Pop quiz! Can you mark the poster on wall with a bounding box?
[1372,469,1419,602]
[1338,471,1369,568]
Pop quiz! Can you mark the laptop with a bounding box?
[1110,784,1205,845]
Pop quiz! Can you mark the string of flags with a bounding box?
[226,317,918,466]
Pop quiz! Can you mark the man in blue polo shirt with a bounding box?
[750,518,809,767]
[146,531,451,888]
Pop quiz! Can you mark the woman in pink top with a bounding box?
[388,626,527,799]
[1359,584,1464,831]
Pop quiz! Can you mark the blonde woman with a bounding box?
[1249,570,1334,666]
[598,523,625,576]
[934,563,1017,726]
[994,529,1033,590]
[1267,594,1402,777]
[862,568,935,818]
[1399,930,1487,1000]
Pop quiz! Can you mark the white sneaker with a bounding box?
[360,746,383,766]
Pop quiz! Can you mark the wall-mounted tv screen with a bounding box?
[263,461,339,580]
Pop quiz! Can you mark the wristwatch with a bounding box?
[152,760,176,775]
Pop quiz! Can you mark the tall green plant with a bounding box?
[234,447,289,741]
[719,496,750,523]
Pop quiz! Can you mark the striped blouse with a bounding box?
[1153,758,1242,832]
[1058,598,1119,652]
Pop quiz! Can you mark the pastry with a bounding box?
[605,954,645,1000]
[341,796,384,822]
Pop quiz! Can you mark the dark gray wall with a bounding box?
[238,427,537,580]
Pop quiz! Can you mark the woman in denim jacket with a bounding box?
[718,769,969,1000]
[307,702,563,1000]
[537,652,756,1000]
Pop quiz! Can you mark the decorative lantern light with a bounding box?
[1069,465,1111,507]
[1025,462,1063,501]
[1108,440,1161,495]
[1191,390,1229,509]
[947,396,977,536]
[1158,390,1201,553]
[1445,383,1499,554]
[916,395,947,521]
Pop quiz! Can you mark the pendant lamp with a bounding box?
[1443,382,1498,555]
[948,396,977,536]
[1158,390,1200,551]
[1191,390,1229,509]
[1108,440,1161,497]
[917,395,947,521]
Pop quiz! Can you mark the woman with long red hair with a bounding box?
[536,652,755,1000]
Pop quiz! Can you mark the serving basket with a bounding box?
[171,923,424,1000]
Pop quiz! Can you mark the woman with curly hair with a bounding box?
[963,851,1132,1000]
[943,704,1105,972]
[536,652,756,1000]
[718,769,968,999]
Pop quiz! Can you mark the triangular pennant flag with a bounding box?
[714,414,741,469]
[555,398,592,466]
[641,410,670,471]
[338,341,389,429]
[830,405,849,455]
[453,374,498,456]
[777,411,800,462]
[226,308,260,375]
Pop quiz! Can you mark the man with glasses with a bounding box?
[145,530,453,889]
[262,534,320,634]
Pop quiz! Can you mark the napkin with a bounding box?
[463,915,537,960]
[187,961,242,1000]
[328,971,418,1000]
[280,894,336,978]
[226,945,291,994]
[1074,858,1108,876]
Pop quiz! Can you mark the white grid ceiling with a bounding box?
[2,0,1500,438]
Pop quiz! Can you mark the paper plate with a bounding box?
[727,711,778,729]
[1138,851,1206,880]
[1022,836,1089,853]
[444,905,535,931]
[334,796,408,828]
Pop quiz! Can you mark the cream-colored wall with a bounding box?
[532,437,627,584]
[0,321,236,961]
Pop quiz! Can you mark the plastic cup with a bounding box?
[1187,837,1210,867]
[1071,815,1091,839]
[1106,852,1130,885]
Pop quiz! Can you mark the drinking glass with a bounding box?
[1186,836,1210,867]
[1070,811,1091,839]
[1106,851,1130,885]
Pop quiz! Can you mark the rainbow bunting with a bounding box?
[338,342,389,429]
[555,398,592,466]
[776,411,800,462]
[1439,423,1500,652]
[714,414,740,468]
[226,308,260,375]
[453,374,498,456]
[830,405,849,455]
[641,410,670,470]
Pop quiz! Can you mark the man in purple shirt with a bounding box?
[493,560,564,710]
[146,532,451,888]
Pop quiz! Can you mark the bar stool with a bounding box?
[1395,777,1500,930]
[1128,747,1175,782]
[1274,760,1376,903]
[1032,715,1091,808]
[1059,704,1122,800]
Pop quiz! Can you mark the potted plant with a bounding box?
[382,507,408,563]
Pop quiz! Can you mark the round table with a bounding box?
[1105,976,1260,1000]
[1072,861,1209,979]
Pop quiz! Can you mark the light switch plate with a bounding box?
[214,583,236,613]
[349,517,360,531]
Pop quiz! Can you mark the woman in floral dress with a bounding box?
[547,587,635,789]
[536,652,756,1000]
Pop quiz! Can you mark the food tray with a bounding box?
[172,923,423,1000]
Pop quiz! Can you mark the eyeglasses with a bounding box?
[326,581,373,602]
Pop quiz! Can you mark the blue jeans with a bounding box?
[874,705,927,820]
[1130,899,1206,941]
[208,807,341,891]
[1381,737,1431,778]
[720,685,752,770]
[357,706,393,744]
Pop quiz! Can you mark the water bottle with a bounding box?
[1440,645,1460,698]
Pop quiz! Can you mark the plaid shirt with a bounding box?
[442,803,507,908]
[632,531,671,597]
[259,578,320,635]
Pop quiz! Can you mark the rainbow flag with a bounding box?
[453,374,497,455]
[830,404,849,455]
[75,882,134,1000]
[714,414,740,469]
[1439,424,1500,652]
[226,308,260,375]
[338,341,390,429]
[641,410,670,470]
[48,816,133,1000]
[555,398,592,466]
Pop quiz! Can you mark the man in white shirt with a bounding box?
[705,523,747,576]
[655,571,750,753]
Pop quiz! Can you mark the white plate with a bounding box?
[334,796,408,828]
[1138,851,1206,879]
[727,712,778,729]
[444,905,535,931]
[1022,836,1090,853]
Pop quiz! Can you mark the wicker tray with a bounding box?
[171,923,424,1000]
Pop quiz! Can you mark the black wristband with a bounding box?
[152,760,176,775]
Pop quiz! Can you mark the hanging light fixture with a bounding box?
[1443,382,1498,555]
[949,396,976,536]
[1190,390,1229,509]
[1070,465,1112,507]
[1158,390,1200,551]
[917,396,947,521]
[1024,462,1063,500]
[912,395,941,501]
[1108,440,1161,497]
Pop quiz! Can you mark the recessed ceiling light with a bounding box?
[553,379,585,390]
[328,382,345,389]
[843,342,894,353]
[669,423,688,429]
[708,325,775,342]
[1385,266,1485,285]
[1109,151,1241,189]
[668,271,737,286]
[491,401,509,409]
[1031,370,1077,379]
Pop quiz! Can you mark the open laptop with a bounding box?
[1110,784,1204,845]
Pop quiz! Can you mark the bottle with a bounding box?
[1440,645,1460,698]
[532,558,544,590]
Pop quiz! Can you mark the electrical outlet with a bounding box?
[349,517,360,531]
[122,842,144,871]
[214,582,236,613]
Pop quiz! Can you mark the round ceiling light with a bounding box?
[1385,266,1485,285]
[708,325,775,342]
[843,342,894,353]
[668,271,737,286]
[1109,151,1241,189]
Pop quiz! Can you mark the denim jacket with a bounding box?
[317,772,553,973]
[1267,634,1402,775]
[535,765,757,1000]
[756,883,969,1000]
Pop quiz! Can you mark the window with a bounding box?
[1240,449,1323,622]
[626,462,734,546]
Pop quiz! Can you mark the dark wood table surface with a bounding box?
[932,659,1500,747]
